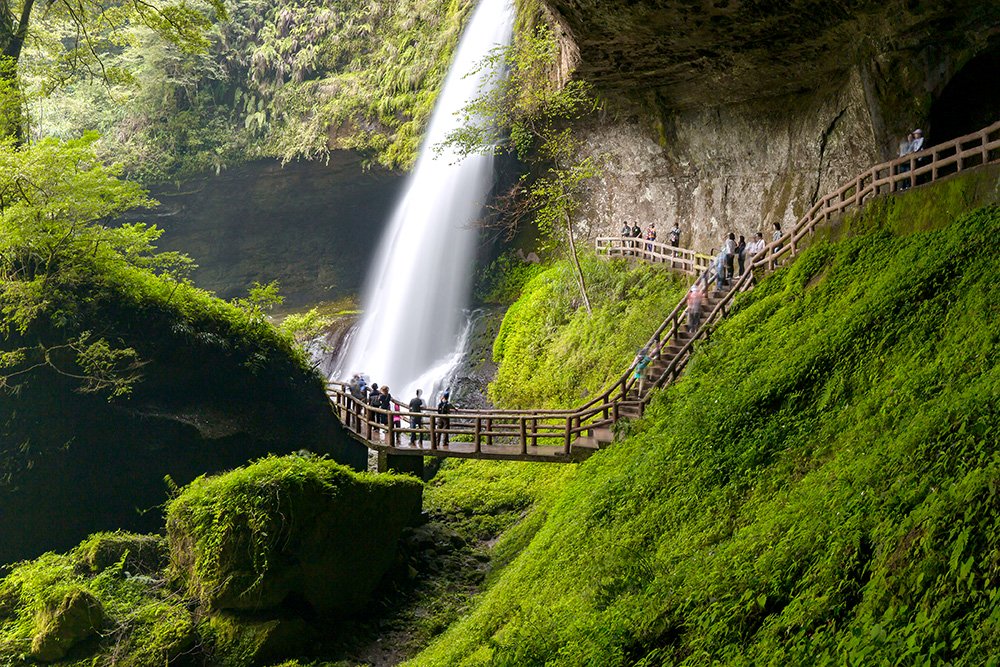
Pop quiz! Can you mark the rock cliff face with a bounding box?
[125,154,403,308]
[544,0,1000,251]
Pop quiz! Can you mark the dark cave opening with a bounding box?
[929,43,1000,143]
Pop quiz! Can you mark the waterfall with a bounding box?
[336,0,514,401]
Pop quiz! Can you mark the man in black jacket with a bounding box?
[408,389,425,446]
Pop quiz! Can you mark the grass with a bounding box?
[404,197,1000,664]
[491,255,689,408]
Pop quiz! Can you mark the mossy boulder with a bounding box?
[72,531,167,576]
[29,589,104,662]
[0,546,198,666]
[206,612,314,666]
[167,455,423,617]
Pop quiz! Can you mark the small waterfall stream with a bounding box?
[337,0,514,400]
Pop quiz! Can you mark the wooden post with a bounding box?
[485,417,493,447]
[474,416,482,453]
[386,411,394,447]
[563,417,572,455]
[365,406,373,441]
[429,413,436,450]
[520,418,528,455]
[531,418,538,447]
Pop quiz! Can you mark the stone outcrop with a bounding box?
[167,456,423,618]
[543,0,1000,252]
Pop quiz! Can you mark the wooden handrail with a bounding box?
[595,237,714,276]
[328,119,1000,463]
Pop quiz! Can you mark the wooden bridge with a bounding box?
[328,120,1000,464]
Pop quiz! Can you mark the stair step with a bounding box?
[591,427,614,443]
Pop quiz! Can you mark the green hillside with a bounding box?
[408,176,1000,665]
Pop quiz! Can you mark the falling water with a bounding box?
[337,0,514,400]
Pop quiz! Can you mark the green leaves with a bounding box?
[0,133,189,397]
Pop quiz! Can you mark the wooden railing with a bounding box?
[595,237,714,275]
[328,381,619,462]
[328,120,1000,463]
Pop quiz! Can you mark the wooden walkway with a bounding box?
[328,120,1000,463]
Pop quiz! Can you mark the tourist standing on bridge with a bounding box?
[747,232,766,261]
[771,222,783,262]
[408,389,425,446]
[645,223,657,252]
[669,223,681,247]
[378,386,391,440]
[435,391,452,448]
[631,222,642,254]
[713,250,726,295]
[368,383,380,407]
[634,346,653,396]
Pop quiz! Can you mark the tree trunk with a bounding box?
[565,210,592,316]
[0,0,36,142]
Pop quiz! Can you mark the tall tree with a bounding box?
[443,25,600,314]
[0,0,224,140]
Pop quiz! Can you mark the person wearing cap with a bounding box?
[910,129,924,153]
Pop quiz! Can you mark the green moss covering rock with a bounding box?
[0,549,196,666]
[206,612,315,666]
[72,532,167,576]
[491,255,688,409]
[29,589,104,662]
[167,455,423,616]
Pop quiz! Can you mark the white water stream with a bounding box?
[336,0,514,401]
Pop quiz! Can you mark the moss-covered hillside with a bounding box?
[491,257,688,409]
[0,137,364,563]
[408,179,1000,664]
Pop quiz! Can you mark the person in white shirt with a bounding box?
[747,232,766,259]
[910,128,924,153]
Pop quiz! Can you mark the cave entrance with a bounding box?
[929,43,1000,144]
